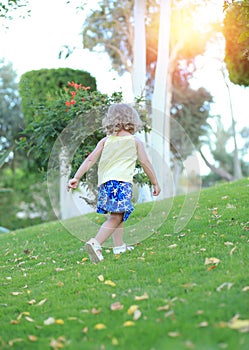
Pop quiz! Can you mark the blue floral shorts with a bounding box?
[96,180,134,221]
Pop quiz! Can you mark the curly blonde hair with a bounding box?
[102,103,144,135]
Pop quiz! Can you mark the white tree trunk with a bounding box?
[133,0,146,97]
[151,0,172,198]
[133,0,153,202]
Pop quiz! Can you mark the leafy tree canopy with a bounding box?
[82,0,216,79]
[0,0,30,19]
[223,0,249,86]
[19,68,97,125]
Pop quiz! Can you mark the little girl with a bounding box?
[67,103,161,263]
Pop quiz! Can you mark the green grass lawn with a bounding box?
[0,179,249,350]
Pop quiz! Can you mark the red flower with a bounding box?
[70,91,77,97]
[65,101,71,106]
[70,99,76,105]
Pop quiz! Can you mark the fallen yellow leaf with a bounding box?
[228,319,249,330]
[17,312,30,320]
[204,257,220,265]
[157,305,170,311]
[37,298,47,306]
[10,320,19,325]
[55,319,64,325]
[11,291,23,296]
[94,323,106,330]
[123,321,135,327]
[112,337,119,345]
[134,293,149,301]
[28,299,36,305]
[82,326,88,333]
[127,305,138,315]
[168,331,181,337]
[28,335,38,342]
[198,321,208,328]
[8,338,24,346]
[104,280,116,287]
[25,316,35,322]
[242,286,249,292]
[168,244,177,249]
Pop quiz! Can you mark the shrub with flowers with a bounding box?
[19,81,123,172]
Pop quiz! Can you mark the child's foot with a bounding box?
[85,238,104,263]
[113,243,134,255]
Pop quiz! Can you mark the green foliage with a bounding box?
[0,179,249,349]
[19,68,97,125]
[0,167,56,230]
[223,0,249,86]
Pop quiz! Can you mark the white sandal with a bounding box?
[85,238,104,263]
[113,243,134,255]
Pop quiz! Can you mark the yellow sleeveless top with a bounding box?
[98,135,137,186]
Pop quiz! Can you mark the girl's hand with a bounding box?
[152,183,161,196]
[67,178,79,191]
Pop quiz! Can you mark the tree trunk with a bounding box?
[133,0,146,97]
[222,68,243,180]
[199,149,233,181]
[151,0,172,198]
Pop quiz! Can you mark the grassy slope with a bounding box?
[0,179,249,350]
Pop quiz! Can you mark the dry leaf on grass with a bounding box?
[110,301,124,311]
[104,280,116,287]
[127,305,138,315]
[198,321,208,328]
[157,305,170,311]
[133,309,142,320]
[216,282,233,292]
[98,275,104,282]
[168,331,181,337]
[242,286,249,292]
[91,308,101,314]
[204,257,220,265]
[28,335,38,342]
[229,246,236,255]
[228,318,249,332]
[37,298,47,306]
[8,338,24,346]
[134,293,149,301]
[168,244,177,249]
[17,311,30,320]
[123,321,135,327]
[112,337,119,345]
[55,319,64,325]
[11,291,23,296]
[94,323,106,330]
[44,317,55,325]
[25,316,35,322]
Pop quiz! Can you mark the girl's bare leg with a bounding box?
[112,222,124,247]
[95,213,123,245]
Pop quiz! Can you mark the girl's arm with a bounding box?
[67,137,106,191]
[135,138,161,196]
